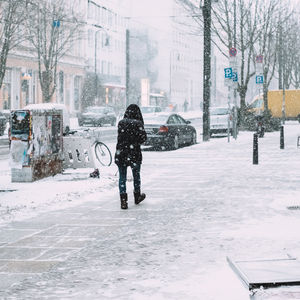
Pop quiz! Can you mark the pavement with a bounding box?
[1,122,300,299]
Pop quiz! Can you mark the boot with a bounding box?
[120,193,128,209]
[134,191,146,205]
[89,168,100,178]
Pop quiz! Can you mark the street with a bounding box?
[1,123,300,299]
[0,137,9,160]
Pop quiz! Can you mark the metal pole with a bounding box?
[169,51,172,103]
[202,0,211,142]
[94,31,98,106]
[228,86,231,142]
[126,29,130,108]
[233,0,238,140]
[280,125,284,149]
[253,133,258,165]
[234,0,236,48]
[278,1,283,90]
[282,54,286,124]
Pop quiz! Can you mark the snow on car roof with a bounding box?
[143,113,169,124]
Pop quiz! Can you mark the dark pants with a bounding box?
[118,164,141,194]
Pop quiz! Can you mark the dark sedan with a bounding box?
[143,113,197,150]
[78,106,117,127]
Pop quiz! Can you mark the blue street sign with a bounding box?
[224,67,233,79]
[232,72,238,82]
[256,75,264,84]
[53,20,60,28]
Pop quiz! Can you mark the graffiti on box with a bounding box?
[10,110,63,168]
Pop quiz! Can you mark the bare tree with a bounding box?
[211,0,261,111]
[25,0,83,102]
[290,22,300,89]
[281,13,300,89]
[254,0,284,111]
[176,0,260,112]
[0,0,28,89]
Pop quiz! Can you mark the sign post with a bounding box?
[255,55,264,116]
[224,66,233,143]
[229,48,238,140]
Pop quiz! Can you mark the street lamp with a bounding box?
[94,29,101,105]
[93,24,110,106]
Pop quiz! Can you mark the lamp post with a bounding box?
[94,29,100,106]
[92,23,110,106]
[126,29,130,108]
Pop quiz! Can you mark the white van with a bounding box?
[210,106,233,137]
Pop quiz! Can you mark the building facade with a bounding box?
[85,0,129,111]
[128,0,205,111]
[0,0,130,115]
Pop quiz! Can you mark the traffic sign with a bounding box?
[256,75,264,84]
[232,72,238,82]
[224,67,233,79]
[53,20,60,28]
[256,55,263,63]
[229,47,237,57]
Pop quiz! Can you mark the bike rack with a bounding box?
[63,136,96,169]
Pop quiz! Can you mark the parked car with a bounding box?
[210,106,233,137]
[140,106,162,114]
[78,106,117,127]
[1,110,10,122]
[0,111,7,136]
[143,113,197,150]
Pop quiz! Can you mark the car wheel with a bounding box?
[172,135,179,150]
[191,131,197,144]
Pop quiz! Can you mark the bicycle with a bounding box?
[65,128,112,166]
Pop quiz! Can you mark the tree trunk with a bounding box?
[239,86,246,110]
[263,74,268,111]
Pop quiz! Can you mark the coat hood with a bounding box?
[124,104,144,125]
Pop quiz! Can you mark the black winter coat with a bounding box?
[114,117,147,167]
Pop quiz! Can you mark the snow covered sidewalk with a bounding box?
[1,122,300,299]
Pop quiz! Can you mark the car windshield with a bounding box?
[141,107,156,113]
[144,114,169,124]
[85,107,105,113]
[210,108,229,115]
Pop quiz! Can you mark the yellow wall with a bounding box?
[268,90,300,118]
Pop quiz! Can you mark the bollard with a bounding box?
[280,125,284,149]
[253,133,258,165]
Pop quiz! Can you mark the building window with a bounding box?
[88,29,93,48]
[59,71,64,103]
[108,62,112,75]
[102,61,107,74]
[2,69,11,109]
[74,76,80,110]
[32,71,36,104]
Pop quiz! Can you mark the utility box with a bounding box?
[10,106,64,182]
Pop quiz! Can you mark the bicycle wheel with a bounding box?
[94,142,112,166]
